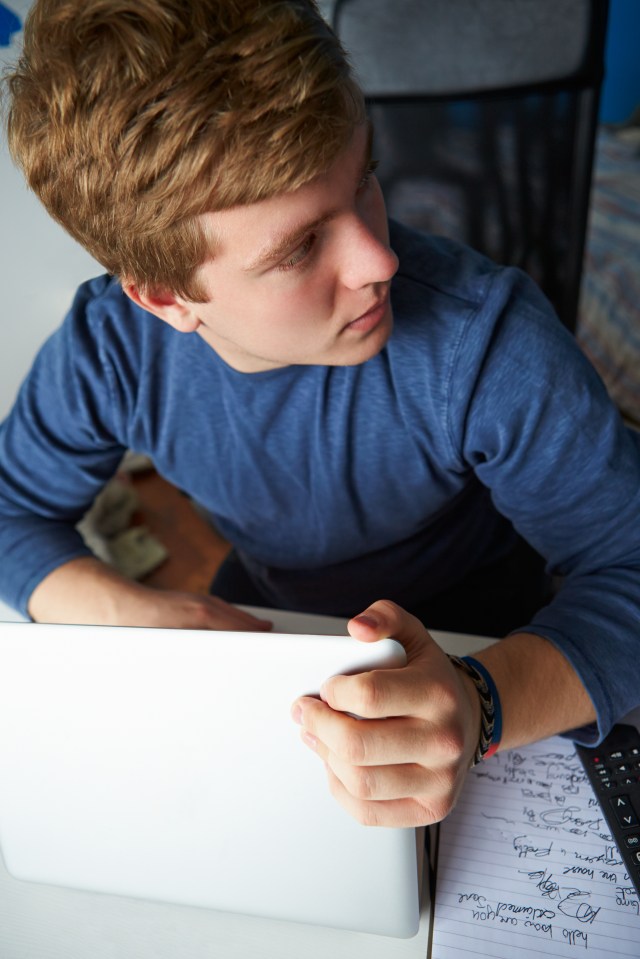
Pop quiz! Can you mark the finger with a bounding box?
[323,765,442,829]
[294,693,470,768]
[319,742,461,805]
[320,664,434,719]
[321,749,431,803]
[323,602,461,719]
[320,653,462,722]
[348,599,431,660]
[294,697,430,766]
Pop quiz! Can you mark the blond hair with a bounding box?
[4,0,364,299]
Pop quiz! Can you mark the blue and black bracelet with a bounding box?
[448,655,503,765]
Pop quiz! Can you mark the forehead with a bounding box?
[198,123,371,270]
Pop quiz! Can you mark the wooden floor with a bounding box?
[129,469,230,595]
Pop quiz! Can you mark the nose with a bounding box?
[338,213,399,291]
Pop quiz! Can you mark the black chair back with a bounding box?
[320,0,609,331]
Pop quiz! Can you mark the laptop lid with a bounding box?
[0,621,422,938]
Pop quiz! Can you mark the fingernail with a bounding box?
[302,731,318,750]
[353,613,379,628]
[291,704,303,725]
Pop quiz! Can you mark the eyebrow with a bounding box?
[243,121,374,273]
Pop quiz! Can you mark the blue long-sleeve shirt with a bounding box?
[1,221,639,743]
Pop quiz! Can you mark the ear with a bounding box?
[122,282,201,334]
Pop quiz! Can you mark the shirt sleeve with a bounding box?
[0,281,128,616]
[447,266,640,745]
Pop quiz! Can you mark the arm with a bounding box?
[292,271,639,827]
[0,281,269,630]
[472,630,595,748]
[28,555,271,630]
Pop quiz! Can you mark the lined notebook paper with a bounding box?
[432,736,640,958]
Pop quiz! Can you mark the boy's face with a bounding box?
[153,123,399,372]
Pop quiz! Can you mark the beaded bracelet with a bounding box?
[448,655,503,765]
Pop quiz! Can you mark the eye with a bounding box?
[277,233,317,272]
[358,158,379,191]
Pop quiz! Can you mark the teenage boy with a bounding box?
[1,0,639,828]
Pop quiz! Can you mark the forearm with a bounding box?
[27,556,155,625]
[472,632,596,750]
[27,555,273,631]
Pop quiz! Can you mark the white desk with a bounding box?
[0,609,491,959]
[0,598,22,622]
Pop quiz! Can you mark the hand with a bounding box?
[125,586,273,631]
[28,555,273,631]
[291,599,481,827]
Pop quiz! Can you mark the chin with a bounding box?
[334,316,393,367]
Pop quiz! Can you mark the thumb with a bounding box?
[347,599,433,662]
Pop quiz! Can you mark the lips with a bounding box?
[346,294,389,333]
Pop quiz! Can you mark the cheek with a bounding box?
[273,268,339,321]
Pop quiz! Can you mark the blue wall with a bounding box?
[600,0,640,122]
[0,2,21,47]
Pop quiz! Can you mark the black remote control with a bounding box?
[575,723,640,897]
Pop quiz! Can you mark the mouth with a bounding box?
[345,293,390,334]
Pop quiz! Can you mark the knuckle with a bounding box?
[356,802,382,828]
[351,767,376,801]
[353,673,384,716]
[338,728,367,765]
[320,678,336,708]
[435,678,460,714]
[427,795,457,823]
[435,764,459,796]
[437,722,467,762]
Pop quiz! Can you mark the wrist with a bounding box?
[457,669,483,769]
[448,655,503,765]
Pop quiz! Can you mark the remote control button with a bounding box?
[596,766,612,777]
[615,764,632,774]
[621,776,638,786]
[598,779,617,791]
[624,834,640,849]
[610,795,640,828]
[609,750,625,761]
[631,849,640,866]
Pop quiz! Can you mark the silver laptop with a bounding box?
[0,620,424,938]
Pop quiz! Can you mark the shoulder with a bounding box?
[29,274,193,434]
[53,273,188,383]
[387,218,573,374]
[389,219,502,312]
[385,219,531,389]
[384,220,603,455]
[64,274,155,347]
